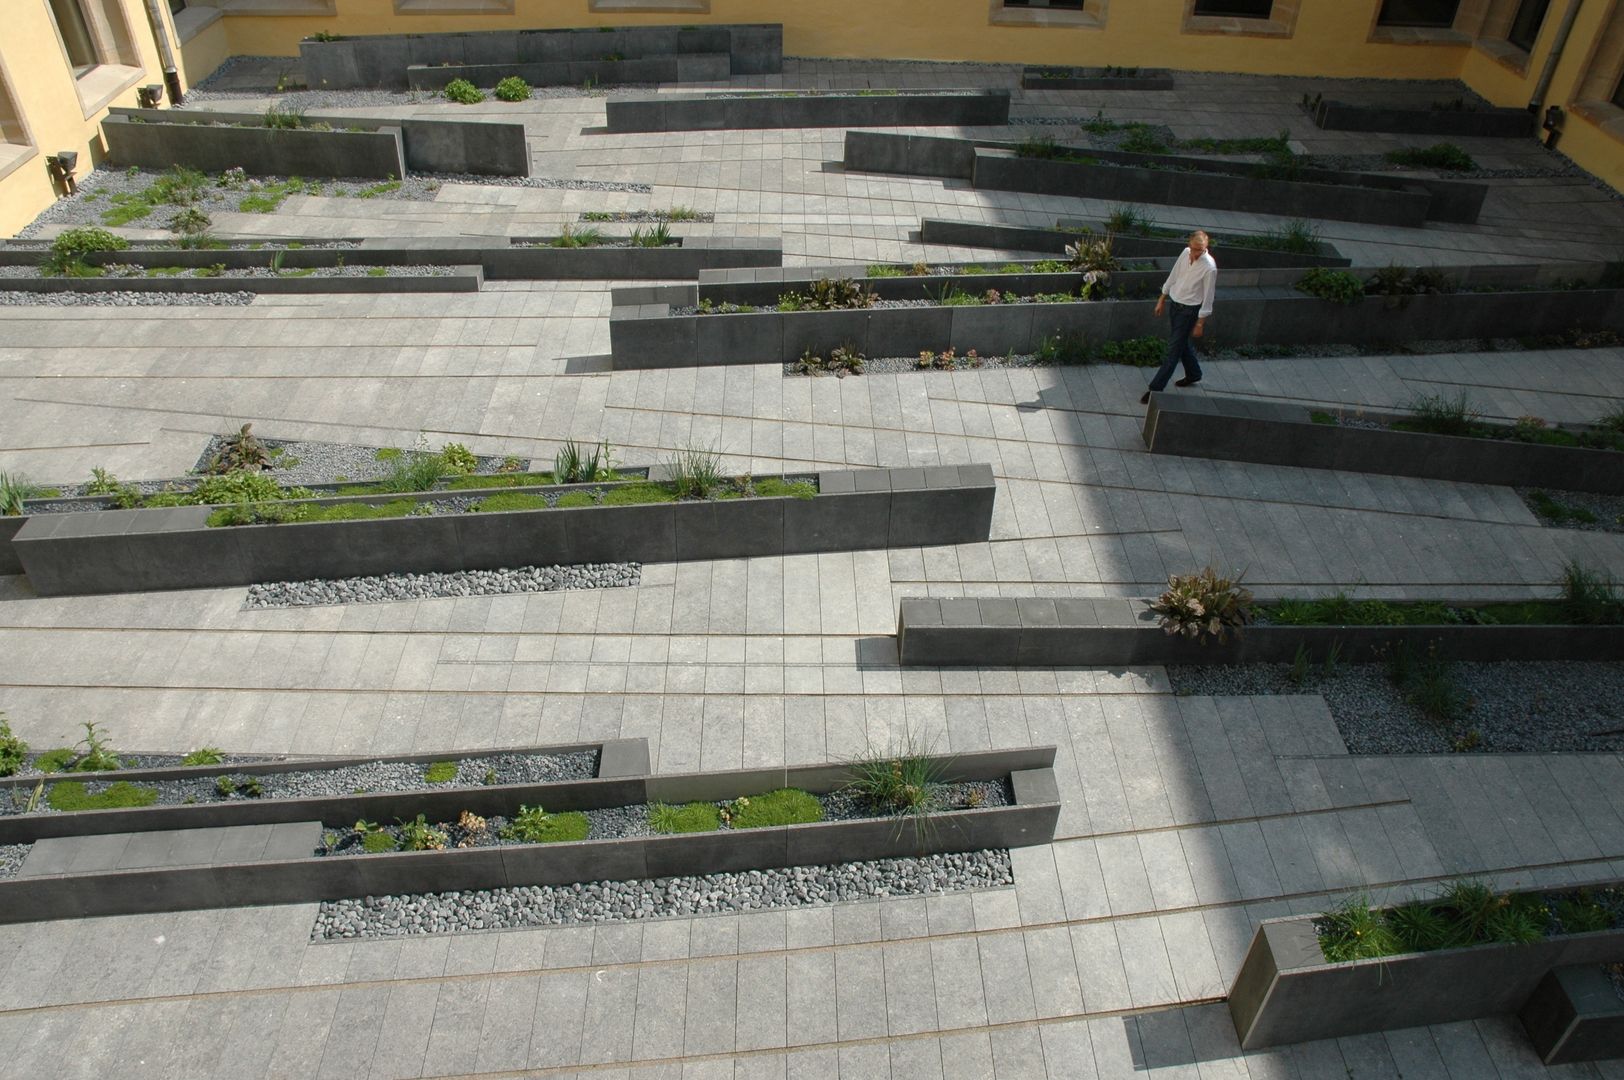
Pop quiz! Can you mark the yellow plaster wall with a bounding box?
[178,15,235,92]
[221,0,1471,78]
[0,0,170,235]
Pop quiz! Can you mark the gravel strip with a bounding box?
[0,264,456,280]
[1169,660,1624,754]
[244,562,642,608]
[1516,487,1624,535]
[0,845,30,880]
[193,436,526,488]
[579,211,715,223]
[0,751,597,819]
[313,848,1015,937]
[0,291,254,307]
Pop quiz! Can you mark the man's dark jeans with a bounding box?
[1148,300,1203,392]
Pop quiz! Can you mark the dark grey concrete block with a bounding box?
[102,115,407,181]
[562,503,677,564]
[672,496,785,560]
[782,491,891,555]
[1519,965,1624,1065]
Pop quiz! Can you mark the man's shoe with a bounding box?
[1175,377,1202,388]
[1140,391,1151,405]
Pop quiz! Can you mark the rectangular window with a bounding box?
[1376,0,1460,27]
[48,0,101,75]
[1507,0,1549,52]
[1193,0,1273,16]
[1003,0,1086,8]
[169,0,186,12]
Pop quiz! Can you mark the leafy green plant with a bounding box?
[191,470,311,506]
[182,746,224,766]
[1407,646,1466,723]
[439,443,477,476]
[33,748,76,773]
[204,423,271,474]
[1150,568,1254,643]
[0,713,27,777]
[424,761,458,784]
[866,264,905,278]
[381,443,449,493]
[1558,561,1622,625]
[46,780,158,812]
[398,813,449,851]
[629,222,673,247]
[1296,268,1365,305]
[501,804,590,843]
[553,439,614,484]
[1015,133,1063,159]
[215,775,237,797]
[1105,204,1149,235]
[845,736,950,818]
[798,277,877,311]
[1260,218,1320,254]
[65,722,123,772]
[648,801,722,834]
[494,75,531,102]
[362,830,398,853]
[1034,332,1090,365]
[1403,391,1480,437]
[443,78,484,104]
[44,226,129,275]
[262,104,306,130]
[1317,895,1401,962]
[724,788,823,829]
[1385,143,1476,172]
[1119,126,1168,155]
[667,444,725,499]
[550,224,604,248]
[1096,336,1163,366]
[0,472,38,516]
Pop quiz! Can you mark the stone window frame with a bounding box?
[988,0,1108,31]
[0,53,38,185]
[1569,0,1624,145]
[589,0,710,11]
[394,0,515,12]
[1181,0,1300,39]
[43,0,149,118]
[1468,0,1550,74]
[186,0,337,15]
[1367,0,1484,45]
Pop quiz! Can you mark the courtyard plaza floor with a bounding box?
[0,58,1621,1077]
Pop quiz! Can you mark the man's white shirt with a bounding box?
[1161,248,1217,317]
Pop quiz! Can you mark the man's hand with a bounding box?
[1154,296,1166,317]
[1193,318,1205,338]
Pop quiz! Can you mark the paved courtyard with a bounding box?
[1,59,1623,1078]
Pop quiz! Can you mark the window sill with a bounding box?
[76,65,146,119]
[1368,25,1470,45]
[589,0,710,10]
[210,0,337,14]
[173,5,224,43]
[0,143,37,185]
[1182,14,1293,38]
[1472,36,1532,76]
[988,6,1105,30]
[394,0,514,11]
[1571,100,1624,141]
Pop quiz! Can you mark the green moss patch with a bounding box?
[648,801,722,834]
[753,479,816,500]
[443,472,556,490]
[362,831,399,853]
[47,780,159,811]
[728,788,824,829]
[502,809,590,844]
[472,493,551,513]
[601,482,677,506]
[424,761,457,783]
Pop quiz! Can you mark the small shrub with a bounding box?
[182,746,224,766]
[550,224,603,248]
[205,422,271,474]
[725,788,823,829]
[439,443,477,476]
[424,760,458,784]
[1096,336,1164,366]
[494,75,531,102]
[44,226,128,275]
[47,780,157,811]
[553,439,613,484]
[845,737,949,817]
[1385,143,1476,172]
[1262,218,1320,255]
[1317,895,1401,962]
[648,801,722,834]
[0,713,27,777]
[629,223,673,247]
[398,813,448,851]
[69,721,122,772]
[1151,568,1254,643]
[1403,391,1480,437]
[1296,268,1364,305]
[215,775,237,797]
[501,804,590,843]
[443,79,484,105]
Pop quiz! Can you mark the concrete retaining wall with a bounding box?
[0,740,648,845]
[12,466,996,596]
[894,596,1624,667]
[1310,98,1532,137]
[407,52,729,90]
[103,114,406,180]
[0,748,1059,923]
[108,106,528,177]
[1021,67,1175,91]
[0,269,482,296]
[1519,966,1624,1065]
[606,90,1011,133]
[302,24,782,89]
[1228,902,1624,1049]
[1143,392,1624,495]
[920,217,1352,268]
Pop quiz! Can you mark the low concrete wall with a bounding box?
[1228,901,1624,1049]
[1021,67,1175,91]
[103,115,407,181]
[1311,98,1532,137]
[407,53,729,90]
[1143,392,1624,495]
[0,740,648,845]
[12,466,996,596]
[1519,966,1624,1065]
[0,517,21,575]
[844,130,978,179]
[920,217,1351,268]
[606,90,1011,133]
[0,748,1059,923]
[894,596,1624,667]
[303,24,782,89]
[0,269,482,296]
[610,264,1624,369]
[108,106,528,178]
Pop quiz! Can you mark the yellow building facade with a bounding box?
[3,0,1622,235]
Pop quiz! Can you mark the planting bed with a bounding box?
[918,216,1350,269]
[407,53,729,91]
[1021,66,1175,91]
[1230,880,1624,1049]
[1305,96,1531,137]
[317,848,1014,937]
[243,562,642,609]
[1518,487,1624,534]
[1145,393,1624,495]
[605,89,1011,133]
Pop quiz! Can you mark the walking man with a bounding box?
[1141,230,1216,405]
